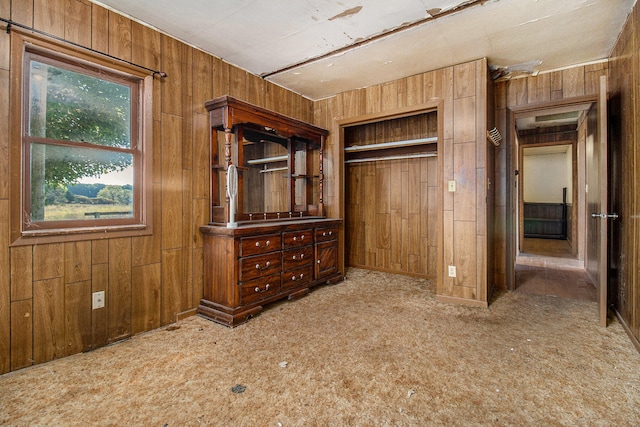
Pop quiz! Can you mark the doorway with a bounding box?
[511,101,597,302]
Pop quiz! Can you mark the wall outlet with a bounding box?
[448,180,456,192]
[92,291,105,310]
[448,265,457,277]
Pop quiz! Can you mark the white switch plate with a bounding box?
[92,291,105,310]
[448,265,457,277]
[448,180,456,192]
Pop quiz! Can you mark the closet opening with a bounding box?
[340,105,440,279]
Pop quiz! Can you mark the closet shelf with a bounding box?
[344,136,437,153]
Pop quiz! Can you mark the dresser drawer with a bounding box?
[240,273,281,305]
[240,234,282,257]
[239,252,281,281]
[283,229,311,248]
[315,227,338,243]
[282,246,314,270]
[281,264,313,291]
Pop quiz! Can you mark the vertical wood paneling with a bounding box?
[90,4,108,51]
[11,0,33,26]
[108,238,131,342]
[64,241,91,284]
[33,244,63,281]
[161,35,183,116]
[33,277,64,363]
[65,280,91,355]
[10,299,32,370]
[10,246,32,301]
[161,248,182,326]
[131,263,161,334]
[34,0,65,37]
[0,200,8,373]
[91,263,109,348]
[64,0,91,46]
[453,142,477,221]
[108,11,131,61]
[0,70,8,197]
[161,113,183,249]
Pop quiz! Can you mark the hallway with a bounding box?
[515,238,596,302]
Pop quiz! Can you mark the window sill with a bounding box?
[11,224,153,246]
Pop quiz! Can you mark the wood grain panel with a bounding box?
[161,35,183,116]
[108,238,131,342]
[91,263,108,348]
[64,0,91,46]
[131,263,161,334]
[406,74,424,106]
[65,279,91,355]
[10,246,32,301]
[454,62,476,99]
[33,277,65,363]
[453,220,477,287]
[182,169,194,310]
[161,248,182,326]
[453,96,476,143]
[453,142,477,222]
[11,0,33,26]
[34,0,64,37]
[107,11,131,61]
[212,57,230,98]
[33,243,63,281]
[562,67,585,98]
[91,239,109,265]
[192,113,210,200]
[0,200,7,373]
[0,70,8,197]
[193,50,213,115]
[161,113,183,250]
[131,21,161,73]
[64,241,91,284]
[192,247,204,309]
[11,299,33,370]
[90,3,109,52]
[527,73,551,104]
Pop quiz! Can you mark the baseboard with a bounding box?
[613,308,640,354]
[177,308,198,321]
[436,295,488,308]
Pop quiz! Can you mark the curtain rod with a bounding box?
[0,17,167,78]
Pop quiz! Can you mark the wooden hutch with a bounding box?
[198,96,343,326]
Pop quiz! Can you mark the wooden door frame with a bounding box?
[505,95,597,291]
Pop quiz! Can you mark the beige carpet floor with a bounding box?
[1,268,639,426]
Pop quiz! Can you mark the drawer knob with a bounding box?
[292,273,304,281]
[255,261,271,270]
[254,284,270,293]
[317,260,320,264]
[255,240,271,248]
[322,231,333,237]
[292,254,304,261]
[293,235,305,241]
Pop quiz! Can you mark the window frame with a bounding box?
[10,31,154,245]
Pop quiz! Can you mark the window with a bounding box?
[12,33,153,241]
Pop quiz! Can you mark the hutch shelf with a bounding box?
[198,96,343,327]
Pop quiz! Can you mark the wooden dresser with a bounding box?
[198,96,342,326]
[199,219,342,326]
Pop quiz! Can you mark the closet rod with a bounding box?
[345,153,437,164]
[247,155,288,165]
[344,136,438,152]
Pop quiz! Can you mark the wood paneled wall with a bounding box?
[0,0,314,374]
[608,1,640,348]
[493,63,607,291]
[315,58,493,306]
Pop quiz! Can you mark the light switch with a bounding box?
[448,180,456,192]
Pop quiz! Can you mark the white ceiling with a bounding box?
[91,0,635,100]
